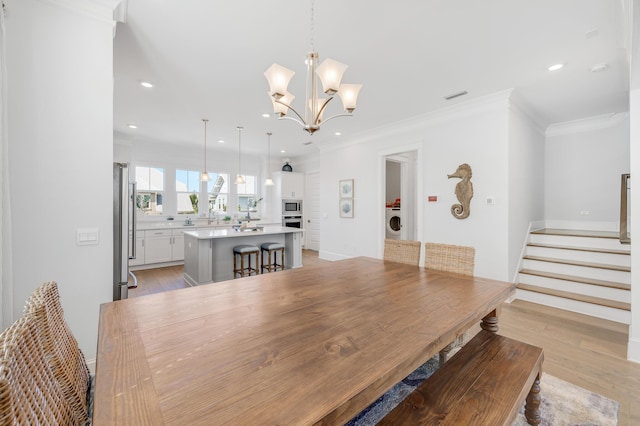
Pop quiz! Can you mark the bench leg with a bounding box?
[524,372,542,426]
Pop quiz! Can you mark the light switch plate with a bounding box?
[77,228,99,246]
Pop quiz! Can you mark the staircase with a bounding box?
[516,228,631,324]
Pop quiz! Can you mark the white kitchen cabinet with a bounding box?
[274,171,304,199]
[142,229,185,264]
[171,229,185,261]
[144,229,173,264]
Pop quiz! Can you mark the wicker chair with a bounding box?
[424,242,476,366]
[383,239,421,266]
[24,281,91,424]
[0,313,77,426]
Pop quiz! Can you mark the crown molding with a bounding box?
[318,89,513,153]
[508,91,547,135]
[545,112,630,137]
[39,0,121,24]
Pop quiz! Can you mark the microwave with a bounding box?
[282,200,302,215]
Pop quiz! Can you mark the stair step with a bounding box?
[515,288,631,324]
[531,228,619,239]
[522,255,630,272]
[519,269,630,291]
[527,242,629,256]
[516,283,630,311]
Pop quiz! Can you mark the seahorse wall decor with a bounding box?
[447,163,473,219]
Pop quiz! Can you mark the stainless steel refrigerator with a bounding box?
[113,163,137,301]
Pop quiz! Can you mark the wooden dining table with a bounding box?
[92,257,515,425]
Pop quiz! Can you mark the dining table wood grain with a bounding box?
[92,256,515,425]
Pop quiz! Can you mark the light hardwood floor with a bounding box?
[130,251,640,425]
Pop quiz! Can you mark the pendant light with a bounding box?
[200,119,210,182]
[265,132,274,186]
[234,126,246,184]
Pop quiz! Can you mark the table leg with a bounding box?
[480,308,499,332]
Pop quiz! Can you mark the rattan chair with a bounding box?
[24,281,91,424]
[0,313,77,426]
[424,242,476,366]
[383,239,421,266]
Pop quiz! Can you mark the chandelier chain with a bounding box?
[310,0,315,52]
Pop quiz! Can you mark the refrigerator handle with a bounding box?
[130,182,137,259]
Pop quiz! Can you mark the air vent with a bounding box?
[303,141,313,145]
[444,90,468,100]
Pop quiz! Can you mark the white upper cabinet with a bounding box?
[274,172,304,199]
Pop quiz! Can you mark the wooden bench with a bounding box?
[378,330,544,425]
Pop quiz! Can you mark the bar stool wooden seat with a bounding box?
[233,245,260,278]
[260,242,285,273]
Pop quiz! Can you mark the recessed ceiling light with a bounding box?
[547,63,564,71]
[218,139,224,144]
[334,132,342,136]
[127,124,138,129]
[140,81,154,88]
[280,150,286,153]
[262,113,270,118]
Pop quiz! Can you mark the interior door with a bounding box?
[305,171,321,251]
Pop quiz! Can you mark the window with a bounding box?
[237,175,258,211]
[135,166,164,215]
[176,169,200,214]
[207,173,229,214]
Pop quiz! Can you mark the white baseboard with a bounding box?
[627,336,640,364]
[318,251,352,261]
[86,358,96,375]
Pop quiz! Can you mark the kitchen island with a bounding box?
[183,226,304,285]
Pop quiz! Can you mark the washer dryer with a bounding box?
[385,208,401,239]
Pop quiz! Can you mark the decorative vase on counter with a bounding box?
[282,162,293,172]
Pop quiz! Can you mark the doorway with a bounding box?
[384,151,418,242]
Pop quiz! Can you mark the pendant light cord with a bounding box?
[237,126,243,178]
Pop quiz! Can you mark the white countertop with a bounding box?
[183,226,303,240]
[136,219,280,231]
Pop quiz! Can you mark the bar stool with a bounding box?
[260,242,285,273]
[233,245,260,278]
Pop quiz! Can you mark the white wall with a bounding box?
[421,95,511,280]
[385,161,401,203]
[626,0,640,363]
[508,103,545,281]
[4,0,119,362]
[544,113,630,231]
[317,91,523,281]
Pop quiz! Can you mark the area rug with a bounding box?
[345,356,619,426]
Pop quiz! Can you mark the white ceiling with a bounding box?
[113,0,630,158]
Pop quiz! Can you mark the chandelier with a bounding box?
[263,0,362,135]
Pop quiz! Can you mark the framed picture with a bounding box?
[339,179,354,198]
[339,198,354,218]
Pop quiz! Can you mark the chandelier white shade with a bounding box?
[263,0,362,135]
[234,126,246,185]
[200,119,210,182]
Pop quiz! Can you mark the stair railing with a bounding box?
[620,173,630,244]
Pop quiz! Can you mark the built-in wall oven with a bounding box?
[282,199,303,228]
[283,215,303,228]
